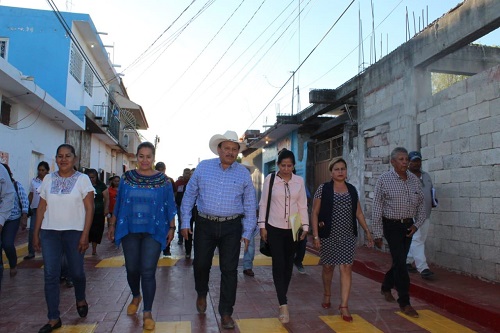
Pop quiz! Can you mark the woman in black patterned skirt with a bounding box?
[311,157,373,322]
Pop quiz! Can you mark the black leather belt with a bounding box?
[198,212,241,222]
[382,217,413,224]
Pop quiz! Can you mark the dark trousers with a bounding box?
[294,237,307,266]
[193,217,242,316]
[1,218,20,268]
[184,219,194,255]
[381,219,413,307]
[267,224,295,305]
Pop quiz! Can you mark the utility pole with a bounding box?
[290,71,295,115]
[154,135,160,150]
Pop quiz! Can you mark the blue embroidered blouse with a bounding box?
[113,170,176,249]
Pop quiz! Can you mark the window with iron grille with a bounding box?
[84,63,93,96]
[69,44,82,83]
[0,38,8,59]
[315,134,343,162]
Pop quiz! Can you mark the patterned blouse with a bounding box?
[113,170,176,249]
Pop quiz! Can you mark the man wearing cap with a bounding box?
[406,151,436,280]
[372,147,426,318]
[180,130,257,329]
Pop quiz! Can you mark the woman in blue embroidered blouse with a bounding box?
[107,142,176,331]
[33,144,95,333]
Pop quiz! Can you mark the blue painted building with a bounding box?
[0,5,148,178]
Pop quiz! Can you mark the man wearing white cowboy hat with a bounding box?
[180,130,257,330]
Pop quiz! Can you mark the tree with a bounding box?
[431,72,470,94]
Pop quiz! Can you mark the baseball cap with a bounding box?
[409,151,422,161]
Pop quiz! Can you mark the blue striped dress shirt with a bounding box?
[181,158,257,239]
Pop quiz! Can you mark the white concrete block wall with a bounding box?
[417,64,500,282]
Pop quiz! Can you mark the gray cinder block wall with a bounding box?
[417,65,500,282]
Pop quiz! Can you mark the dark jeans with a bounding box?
[381,219,414,307]
[267,224,295,305]
[1,218,20,268]
[294,237,307,267]
[193,217,242,316]
[40,230,86,320]
[121,233,161,312]
[176,206,183,240]
[28,208,37,255]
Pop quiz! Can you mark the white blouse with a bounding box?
[39,171,95,231]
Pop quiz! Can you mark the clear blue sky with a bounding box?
[1,0,496,176]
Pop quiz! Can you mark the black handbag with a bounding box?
[259,172,275,257]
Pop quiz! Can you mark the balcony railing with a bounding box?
[92,104,120,140]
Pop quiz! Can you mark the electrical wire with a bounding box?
[182,0,304,119]
[126,0,217,86]
[176,0,269,110]
[6,90,47,130]
[46,0,109,95]
[246,0,356,130]
[156,0,247,100]
[306,0,404,88]
[206,0,311,114]
[122,0,198,74]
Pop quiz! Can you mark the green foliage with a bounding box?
[431,72,470,94]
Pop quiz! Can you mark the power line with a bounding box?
[195,0,306,118]
[246,0,355,130]
[46,0,109,94]
[160,0,247,98]
[122,0,198,74]
[176,0,269,111]
[126,0,217,87]
[205,0,310,117]
[306,0,403,88]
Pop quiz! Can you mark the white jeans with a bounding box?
[407,218,430,273]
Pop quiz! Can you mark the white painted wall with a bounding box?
[0,104,66,190]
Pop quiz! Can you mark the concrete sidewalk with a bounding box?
[307,237,500,332]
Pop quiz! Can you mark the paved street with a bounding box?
[1,227,498,333]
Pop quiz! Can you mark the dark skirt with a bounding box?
[89,214,105,244]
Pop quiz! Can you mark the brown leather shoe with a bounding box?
[196,295,207,314]
[400,305,419,318]
[221,315,235,329]
[381,290,396,302]
[243,269,255,277]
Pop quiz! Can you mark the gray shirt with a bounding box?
[0,164,15,226]
[418,171,433,219]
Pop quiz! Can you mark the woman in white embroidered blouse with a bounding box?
[33,144,95,333]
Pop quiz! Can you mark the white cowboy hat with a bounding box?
[209,130,246,155]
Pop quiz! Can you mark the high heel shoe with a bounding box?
[321,294,331,309]
[127,295,142,315]
[339,305,353,322]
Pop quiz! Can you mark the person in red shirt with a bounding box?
[107,176,120,222]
